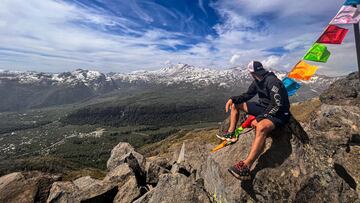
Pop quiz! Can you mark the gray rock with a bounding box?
[145,161,170,185]
[47,181,79,203]
[0,172,24,192]
[0,172,36,203]
[0,171,57,203]
[107,142,145,171]
[320,72,360,107]
[134,173,211,203]
[103,163,134,184]
[170,162,192,177]
[48,164,140,203]
[114,176,140,203]
[309,104,360,143]
[199,118,359,203]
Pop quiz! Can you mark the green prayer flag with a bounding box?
[303,43,331,63]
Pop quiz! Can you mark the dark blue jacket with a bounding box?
[231,72,290,121]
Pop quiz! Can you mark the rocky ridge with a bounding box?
[0,72,359,203]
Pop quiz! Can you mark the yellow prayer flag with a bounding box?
[288,60,318,81]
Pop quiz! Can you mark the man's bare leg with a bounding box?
[243,119,275,167]
[228,103,248,132]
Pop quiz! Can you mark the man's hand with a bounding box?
[251,119,258,128]
[225,99,233,113]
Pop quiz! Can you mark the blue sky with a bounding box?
[0,0,357,75]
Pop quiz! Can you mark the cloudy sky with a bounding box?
[0,0,357,75]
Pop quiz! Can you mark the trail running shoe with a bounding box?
[224,131,235,139]
[219,131,238,143]
[228,161,251,180]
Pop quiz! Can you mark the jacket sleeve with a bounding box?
[230,81,257,105]
[256,80,286,121]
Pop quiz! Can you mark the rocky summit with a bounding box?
[0,72,359,203]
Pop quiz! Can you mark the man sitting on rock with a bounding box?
[226,61,291,180]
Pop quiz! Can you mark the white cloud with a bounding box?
[262,55,282,68]
[0,0,356,76]
[229,54,241,64]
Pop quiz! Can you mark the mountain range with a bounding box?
[1,64,339,90]
[0,64,341,112]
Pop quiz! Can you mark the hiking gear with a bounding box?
[230,72,290,123]
[241,115,256,128]
[228,161,251,180]
[212,129,254,152]
[216,129,240,142]
[317,25,348,44]
[211,140,228,153]
[288,60,318,81]
[247,61,268,76]
[282,77,301,96]
[303,43,331,63]
[216,115,256,141]
[224,131,236,139]
[213,128,254,153]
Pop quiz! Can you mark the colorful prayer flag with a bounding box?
[282,77,301,96]
[344,0,360,5]
[288,60,318,81]
[330,6,360,24]
[303,43,331,63]
[317,25,348,44]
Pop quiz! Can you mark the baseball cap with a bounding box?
[247,61,268,76]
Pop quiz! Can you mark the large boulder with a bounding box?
[113,176,140,203]
[47,177,118,203]
[333,144,360,197]
[145,160,170,185]
[199,119,359,203]
[320,72,359,107]
[134,173,211,203]
[104,163,142,202]
[309,104,360,143]
[107,142,145,171]
[0,172,36,203]
[0,171,58,203]
[47,181,79,203]
[306,103,360,198]
[47,163,140,203]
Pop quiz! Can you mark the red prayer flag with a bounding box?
[317,25,349,44]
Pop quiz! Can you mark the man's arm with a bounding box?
[256,80,287,121]
[230,81,257,105]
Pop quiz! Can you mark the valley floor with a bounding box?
[0,104,218,178]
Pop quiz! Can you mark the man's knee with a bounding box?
[256,120,275,135]
[231,103,238,112]
[232,102,247,112]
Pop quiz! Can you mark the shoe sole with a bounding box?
[227,168,251,180]
[216,134,238,142]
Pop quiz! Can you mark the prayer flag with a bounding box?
[303,43,331,63]
[282,77,301,96]
[317,25,348,44]
[330,6,360,24]
[344,0,360,5]
[288,60,318,81]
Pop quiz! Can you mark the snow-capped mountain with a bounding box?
[111,63,340,92]
[0,64,341,91]
[0,69,112,90]
[0,64,342,112]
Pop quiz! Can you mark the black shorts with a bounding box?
[245,102,290,128]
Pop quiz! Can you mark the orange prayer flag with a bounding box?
[288,60,318,81]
